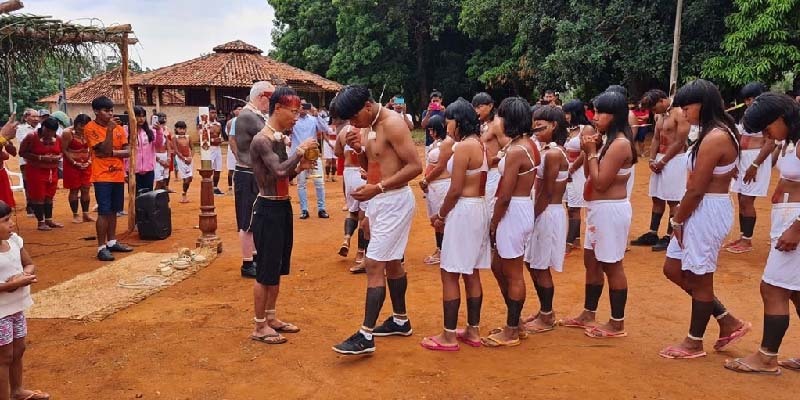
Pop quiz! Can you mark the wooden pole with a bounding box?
[669,0,684,97]
[0,0,23,14]
[120,32,137,233]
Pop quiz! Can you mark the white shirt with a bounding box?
[14,124,35,166]
[0,234,32,318]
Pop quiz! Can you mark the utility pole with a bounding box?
[669,0,684,97]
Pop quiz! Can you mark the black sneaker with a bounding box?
[241,263,256,279]
[332,332,375,355]
[652,236,670,252]
[107,242,133,252]
[318,210,330,219]
[97,248,115,261]
[299,210,310,220]
[372,316,413,337]
[630,231,658,246]
[213,188,225,195]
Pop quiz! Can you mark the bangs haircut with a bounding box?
[741,82,768,99]
[593,91,637,163]
[91,95,114,110]
[471,92,494,107]
[605,85,628,98]
[427,115,447,140]
[444,98,480,138]
[743,92,800,143]
[269,86,301,115]
[73,114,91,128]
[335,86,373,120]
[174,121,187,129]
[133,105,154,142]
[40,117,60,131]
[674,79,739,161]
[0,201,11,219]
[640,89,668,110]
[533,105,569,146]
[563,99,590,126]
[497,97,532,138]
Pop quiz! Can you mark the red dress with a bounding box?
[62,133,92,189]
[23,134,61,202]
[0,151,16,207]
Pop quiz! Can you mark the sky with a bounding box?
[20,0,276,69]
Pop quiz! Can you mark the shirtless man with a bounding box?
[334,111,369,273]
[248,86,317,345]
[630,89,689,251]
[332,85,423,355]
[199,105,225,195]
[154,113,173,191]
[172,121,193,203]
[235,81,277,279]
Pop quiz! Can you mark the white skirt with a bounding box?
[731,149,772,197]
[584,199,632,263]
[344,167,367,212]
[426,178,450,218]
[154,152,170,182]
[763,203,800,290]
[441,197,491,274]
[527,204,567,271]
[209,146,223,172]
[323,140,336,160]
[485,168,501,211]
[496,197,534,259]
[666,194,733,275]
[365,186,415,262]
[176,155,193,179]
[648,153,688,202]
[566,165,587,208]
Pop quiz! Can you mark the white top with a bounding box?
[14,124,35,166]
[0,234,32,318]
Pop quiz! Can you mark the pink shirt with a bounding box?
[127,126,164,174]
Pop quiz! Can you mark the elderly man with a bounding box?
[292,100,330,219]
[15,109,39,216]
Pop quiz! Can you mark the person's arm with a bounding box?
[18,135,36,163]
[0,114,18,141]
[424,138,454,183]
[154,124,165,148]
[583,136,627,191]
[334,131,345,159]
[3,142,15,158]
[648,115,662,168]
[20,246,35,275]
[252,136,314,179]
[534,151,558,217]
[60,129,78,166]
[491,147,521,234]
[352,119,422,201]
[672,130,728,224]
[421,109,431,129]
[743,140,777,184]
[95,120,118,157]
[404,114,414,130]
[438,141,470,220]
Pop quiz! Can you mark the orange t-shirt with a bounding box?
[84,120,128,183]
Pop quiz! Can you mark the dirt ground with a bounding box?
[13,147,799,399]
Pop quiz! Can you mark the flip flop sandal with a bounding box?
[271,322,300,333]
[724,358,781,375]
[420,336,460,351]
[658,345,707,359]
[17,390,50,400]
[584,326,627,339]
[714,321,752,351]
[778,358,800,371]
[338,242,350,257]
[250,333,287,344]
[455,329,481,347]
[349,265,366,274]
[558,318,592,329]
[524,320,556,334]
[725,244,753,254]
[481,334,521,348]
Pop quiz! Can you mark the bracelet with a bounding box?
[377,182,386,193]
[751,162,760,168]
[421,178,428,186]
[670,217,683,228]
[437,211,444,220]
[587,154,599,162]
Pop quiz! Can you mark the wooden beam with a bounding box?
[154,86,161,112]
[0,0,23,14]
[0,28,138,44]
[120,32,137,233]
[209,87,216,106]
[669,0,684,97]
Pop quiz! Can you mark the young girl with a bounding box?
[131,106,164,194]
[0,201,49,399]
[419,115,453,265]
[562,100,592,252]
[61,114,94,224]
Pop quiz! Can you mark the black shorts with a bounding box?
[234,167,258,231]
[252,197,293,286]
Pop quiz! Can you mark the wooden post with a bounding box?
[120,32,137,233]
[154,86,161,113]
[209,87,217,106]
[669,0,684,97]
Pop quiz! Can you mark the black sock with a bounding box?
[649,212,663,233]
[712,297,728,318]
[81,199,90,213]
[609,288,628,320]
[69,199,79,215]
[567,218,581,244]
[761,314,790,353]
[435,232,443,249]
[44,203,53,219]
[357,229,368,250]
[344,218,357,236]
[241,260,254,269]
[689,299,714,338]
[443,299,460,330]
[535,284,555,313]
[584,284,604,311]
[387,274,408,315]
[741,216,756,238]
[32,204,44,222]
[506,298,524,327]
[466,295,482,326]
[363,286,386,329]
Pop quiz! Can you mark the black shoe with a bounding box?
[213,188,225,195]
[241,263,257,279]
[299,210,310,219]
[318,210,330,219]
[630,231,658,246]
[332,332,375,355]
[107,242,133,252]
[372,316,413,337]
[97,248,115,261]
[652,236,670,252]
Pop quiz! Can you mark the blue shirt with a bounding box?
[291,114,328,153]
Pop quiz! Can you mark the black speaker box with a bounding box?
[136,189,172,240]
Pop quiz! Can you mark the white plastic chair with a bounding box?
[6,168,25,202]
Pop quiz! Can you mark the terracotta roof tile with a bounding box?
[38,67,185,105]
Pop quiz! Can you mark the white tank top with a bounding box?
[778,144,800,182]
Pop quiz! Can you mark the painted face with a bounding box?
[532,120,554,142]
[276,103,301,130]
[175,127,187,135]
[0,214,13,241]
[681,103,702,125]
[762,117,788,141]
[593,112,614,133]
[544,93,555,103]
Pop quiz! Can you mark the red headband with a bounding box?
[276,95,301,108]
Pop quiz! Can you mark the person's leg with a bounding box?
[490,256,526,342]
[43,197,62,228]
[0,341,12,400]
[252,282,280,339]
[213,170,221,190]
[421,270,461,348]
[734,194,757,250]
[80,186,94,222]
[586,261,626,335]
[296,170,309,213]
[461,270,483,342]
[527,268,556,329]
[19,165,31,217]
[371,259,411,335]
[632,197,664,245]
[68,188,80,223]
[566,207,582,247]
[661,272,715,357]
[340,211,358,256]
[563,249,604,326]
[181,177,192,203]
[9,336,25,400]
[490,251,508,301]
[227,170,234,190]
[313,166,327,214]
[31,201,45,230]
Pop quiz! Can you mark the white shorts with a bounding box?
[762,203,800,291]
[584,200,632,263]
[365,186,415,262]
[344,167,367,213]
[496,197,534,259]
[176,156,193,179]
[648,153,688,201]
[666,194,733,275]
[323,141,336,160]
[731,149,772,197]
[566,165,587,208]
[154,152,170,182]
[527,204,567,271]
[210,146,223,172]
[426,178,450,218]
[441,197,491,274]
[485,168,501,210]
[227,147,236,171]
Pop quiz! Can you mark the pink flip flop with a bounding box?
[420,336,460,352]
[714,321,752,351]
[584,326,627,339]
[559,317,592,329]
[455,329,481,347]
[659,345,707,359]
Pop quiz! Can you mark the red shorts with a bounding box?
[336,157,345,176]
[62,162,92,189]
[25,167,58,202]
[0,169,15,208]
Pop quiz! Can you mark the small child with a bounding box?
[0,201,49,399]
[172,121,193,203]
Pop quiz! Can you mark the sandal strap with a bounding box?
[253,317,267,323]
[759,348,779,357]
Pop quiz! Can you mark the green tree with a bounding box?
[704,0,800,88]
[1,56,93,120]
[268,0,339,75]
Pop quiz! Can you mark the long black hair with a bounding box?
[444,98,480,139]
[427,115,447,140]
[133,106,154,143]
[0,201,11,219]
[497,97,532,139]
[533,105,568,146]
[673,79,739,162]
[562,99,590,127]
[593,91,637,163]
[73,114,91,129]
[743,92,800,144]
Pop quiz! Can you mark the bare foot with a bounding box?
[561,310,596,328]
[585,320,626,338]
[82,213,96,222]
[45,220,63,228]
[724,351,780,374]
[180,194,189,203]
[37,223,51,231]
[72,214,82,224]
[421,331,458,347]
[525,312,556,333]
[12,389,50,399]
[659,337,705,358]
